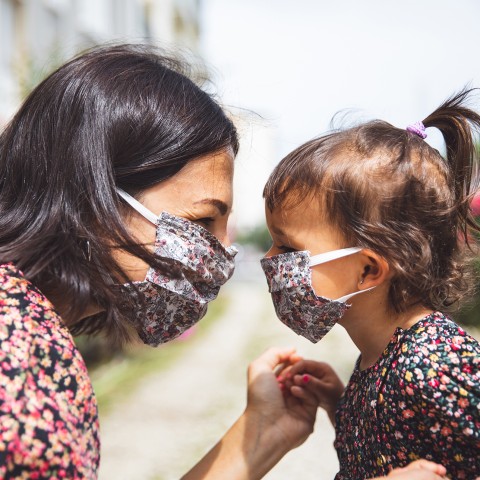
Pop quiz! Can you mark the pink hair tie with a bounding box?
[406,121,427,139]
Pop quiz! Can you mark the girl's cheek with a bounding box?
[310,269,335,298]
[310,264,356,300]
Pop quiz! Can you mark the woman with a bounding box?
[0,44,447,479]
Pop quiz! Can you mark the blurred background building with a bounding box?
[0,0,274,228]
[0,0,200,122]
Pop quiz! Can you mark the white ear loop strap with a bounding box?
[310,247,362,266]
[309,247,376,302]
[117,188,158,225]
[336,287,375,303]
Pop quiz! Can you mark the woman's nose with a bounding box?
[214,225,231,247]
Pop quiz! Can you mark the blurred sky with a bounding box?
[199,0,480,228]
[201,0,480,155]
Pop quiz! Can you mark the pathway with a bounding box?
[98,261,360,480]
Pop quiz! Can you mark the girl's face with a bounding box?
[264,198,367,303]
[116,148,234,282]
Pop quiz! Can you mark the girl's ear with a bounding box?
[357,249,391,290]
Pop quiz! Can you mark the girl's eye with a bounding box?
[277,245,296,253]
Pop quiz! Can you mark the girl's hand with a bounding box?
[277,359,344,425]
[373,459,448,479]
[244,347,318,452]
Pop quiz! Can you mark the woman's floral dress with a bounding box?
[335,312,480,479]
[0,264,100,479]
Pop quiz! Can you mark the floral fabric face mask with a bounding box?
[261,247,373,343]
[117,189,237,346]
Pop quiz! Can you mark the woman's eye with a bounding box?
[195,217,214,227]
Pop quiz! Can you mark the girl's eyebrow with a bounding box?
[193,198,229,216]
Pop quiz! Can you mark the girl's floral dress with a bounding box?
[0,264,100,479]
[335,312,480,479]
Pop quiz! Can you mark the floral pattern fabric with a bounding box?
[121,211,237,346]
[335,312,480,479]
[0,263,100,479]
[261,251,350,342]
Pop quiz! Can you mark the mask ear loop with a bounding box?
[336,287,375,303]
[309,246,376,302]
[310,247,362,266]
[117,188,158,226]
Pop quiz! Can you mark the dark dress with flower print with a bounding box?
[334,312,480,480]
[0,263,100,479]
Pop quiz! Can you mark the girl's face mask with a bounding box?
[261,247,373,343]
[117,189,237,346]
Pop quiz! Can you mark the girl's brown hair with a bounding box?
[264,89,480,313]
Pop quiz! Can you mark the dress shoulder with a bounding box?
[394,312,480,466]
[398,312,479,394]
[0,263,100,478]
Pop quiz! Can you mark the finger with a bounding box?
[388,462,447,479]
[287,359,336,379]
[276,366,295,385]
[249,347,297,377]
[292,373,334,399]
[388,469,446,479]
[293,374,315,387]
[276,375,293,390]
[288,352,304,363]
[289,385,319,407]
[274,362,295,380]
[273,354,304,380]
[404,460,447,476]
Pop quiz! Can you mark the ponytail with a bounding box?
[423,88,480,243]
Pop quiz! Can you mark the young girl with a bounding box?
[261,89,480,479]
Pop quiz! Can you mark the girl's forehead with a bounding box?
[267,197,322,225]
[266,196,348,247]
[267,201,332,236]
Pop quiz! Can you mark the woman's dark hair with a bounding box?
[264,89,480,313]
[0,44,238,342]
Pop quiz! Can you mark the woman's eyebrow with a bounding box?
[193,198,229,216]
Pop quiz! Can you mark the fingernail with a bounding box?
[277,375,283,382]
[302,374,310,383]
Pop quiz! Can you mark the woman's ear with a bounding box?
[357,249,390,290]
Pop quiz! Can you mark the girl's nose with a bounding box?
[264,245,276,258]
[222,235,231,247]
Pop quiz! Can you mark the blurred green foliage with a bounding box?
[457,256,480,327]
[14,46,65,100]
[235,224,272,252]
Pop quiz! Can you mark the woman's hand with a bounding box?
[244,347,319,452]
[372,459,448,479]
[277,359,344,425]
[182,347,319,480]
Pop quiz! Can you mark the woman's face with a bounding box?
[117,148,234,281]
